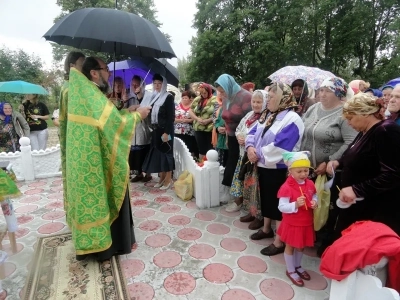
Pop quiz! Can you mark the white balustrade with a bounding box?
[0,136,223,208]
[173,137,221,208]
[0,137,61,181]
[329,257,399,300]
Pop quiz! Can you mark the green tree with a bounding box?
[0,46,61,107]
[52,0,170,63]
[188,0,400,88]
[176,56,191,88]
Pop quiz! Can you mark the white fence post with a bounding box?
[204,150,220,208]
[19,137,35,181]
[173,138,221,209]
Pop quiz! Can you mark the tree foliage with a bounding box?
[52,0,170,63]
[188,0,400,88]
[177,56,191,88]
[0,46,63,109]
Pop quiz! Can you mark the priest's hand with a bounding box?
[137,106,151,119]
[128,105,140,112]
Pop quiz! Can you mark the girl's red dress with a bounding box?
[277,176,316,248]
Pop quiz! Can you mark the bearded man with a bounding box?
[63,56,150,261]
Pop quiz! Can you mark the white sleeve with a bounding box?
[278,197,298,213]
[312,193,318,203]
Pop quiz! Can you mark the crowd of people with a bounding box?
[1,50,400,287]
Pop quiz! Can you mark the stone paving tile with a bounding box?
[2,176,331,299]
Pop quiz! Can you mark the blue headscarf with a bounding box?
[215,74,241,108]
[0,102,12,124]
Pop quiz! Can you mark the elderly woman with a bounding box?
[142,74,175,190]
[301,77,357,255]
[291,79,315,116]
[188,83,217,160]
[381,85,394,118]
[246,83,304,256]
[0,102,30,152]
[215,74,252,190]
[327,93,400,240]
[174,91,197,156]
[388,84,400,124]
[225,90,268,222]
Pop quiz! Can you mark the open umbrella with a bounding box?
[385,77,400,88]
[0,81,48,95]
[43,7,176,59]
[268,65,335,90]
[108,57,179,88]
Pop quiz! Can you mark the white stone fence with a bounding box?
[0,137,61,181]
[329,257,399,300]
[0,136,223,208]
[173,137,221,209]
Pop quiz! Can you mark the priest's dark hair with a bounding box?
[64,51,85,80]
[82,57,101,80]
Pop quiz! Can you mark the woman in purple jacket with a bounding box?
[246,83,305,256]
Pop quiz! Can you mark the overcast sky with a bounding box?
[0,0,197,68]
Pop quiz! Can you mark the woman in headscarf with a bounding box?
[0,102,29,153]
[215,74,252,192]
[141,74,175,190]
[388,84,400,125]
[188,83,218,160]
[300,77,358,256]
[226,91,268,229]
[291,79,315,116]
[213,93,229,166]
[246,82,304,256]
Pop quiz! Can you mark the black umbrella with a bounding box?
[43,7,176,59]
[156,58,180,87]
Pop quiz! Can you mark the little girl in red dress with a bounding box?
[277,151,318,287]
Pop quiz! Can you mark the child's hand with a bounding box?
[310,200,318,209]
[296,196,306,208]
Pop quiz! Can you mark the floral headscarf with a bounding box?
[320,77,354,101]
[260,83,297,137]
[0,102,12,124]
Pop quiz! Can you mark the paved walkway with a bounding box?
[3,176,330,299]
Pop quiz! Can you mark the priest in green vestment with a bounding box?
[62,57,150,261]
[59,51,85,213]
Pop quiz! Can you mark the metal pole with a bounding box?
[115,0,117,9]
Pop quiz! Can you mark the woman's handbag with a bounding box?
[242,164,261,217]
[313,175,331,231]
[174,170,194,201]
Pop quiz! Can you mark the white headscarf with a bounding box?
[253,89,268,110]
[140,75,169,124]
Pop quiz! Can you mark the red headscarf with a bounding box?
[242,82,255,92]
[197,83,213,111]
